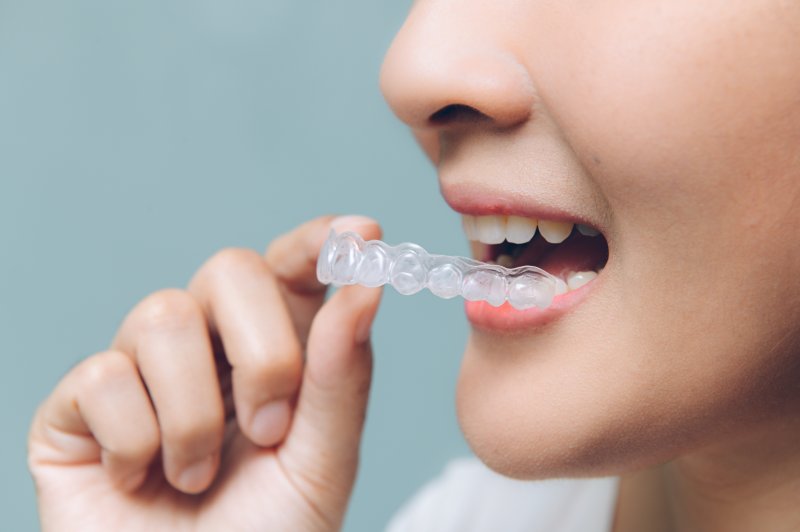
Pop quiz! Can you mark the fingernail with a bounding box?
[177,454,215,493]
[331,215,377,233]
[250,400,291,446]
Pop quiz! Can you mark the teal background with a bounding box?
[0,1,472,530]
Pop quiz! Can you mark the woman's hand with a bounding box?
[28,215,382,532]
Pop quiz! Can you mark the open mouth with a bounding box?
[463,215,609,295]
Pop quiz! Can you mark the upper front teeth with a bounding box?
[506,215,537,244]
[474,215,506,245]
[463,215,591,245]
[537,220,573,244]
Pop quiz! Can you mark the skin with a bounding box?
[381,0,800,530]
[28,216,385,531]
[29,1,800,531]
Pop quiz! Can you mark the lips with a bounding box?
[464,277,599,332]
[441,183,609,331]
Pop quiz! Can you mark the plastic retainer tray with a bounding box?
[316,230,560,310]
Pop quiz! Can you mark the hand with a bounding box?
[28,215,383,532]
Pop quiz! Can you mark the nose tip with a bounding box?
[380,22,536,131]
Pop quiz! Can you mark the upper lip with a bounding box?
[439,181,604,233]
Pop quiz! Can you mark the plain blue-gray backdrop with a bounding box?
[0,1,473,530]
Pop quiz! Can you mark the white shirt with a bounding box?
[386,457,620,532]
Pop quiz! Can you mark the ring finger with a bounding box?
[111,288,225,494]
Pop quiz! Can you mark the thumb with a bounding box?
[279,283,382,505]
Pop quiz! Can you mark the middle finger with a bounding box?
[188,248,303,447]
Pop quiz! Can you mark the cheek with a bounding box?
[536,0,800,224]
[449,0,800,479]
[542,0,800,402]
[457,0,800,464]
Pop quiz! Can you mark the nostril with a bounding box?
[429,104,492,126]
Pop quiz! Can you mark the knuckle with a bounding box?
[205,247,267,281]
[135,289,203,331]
[263,237,284,261]
[264,216,333,260]
[78,350,135,389]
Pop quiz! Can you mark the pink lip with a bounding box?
[440,182,601,229]
[464,277,598,332]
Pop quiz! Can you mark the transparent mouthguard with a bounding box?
[316,230,562,310]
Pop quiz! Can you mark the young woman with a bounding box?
[28,1,800,530]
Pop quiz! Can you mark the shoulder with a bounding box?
[386,457,619,532]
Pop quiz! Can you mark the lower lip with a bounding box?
[464,278,598,332]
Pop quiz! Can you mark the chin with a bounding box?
[453,333,698,481]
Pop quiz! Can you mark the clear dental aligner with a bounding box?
[316,230,566,310]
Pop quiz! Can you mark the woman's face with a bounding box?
[380,0,800,478]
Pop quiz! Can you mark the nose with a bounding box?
[380,3,536,131]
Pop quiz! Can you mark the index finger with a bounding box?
[265,215,382,294]
[265,215,382,340]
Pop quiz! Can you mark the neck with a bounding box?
[613,416,800,532]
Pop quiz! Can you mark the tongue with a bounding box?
[516,232,608,278]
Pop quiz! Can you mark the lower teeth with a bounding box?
[567,271,598,291]
[494,255,599,295]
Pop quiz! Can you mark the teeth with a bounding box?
[577,224,600,237]
[458,215,602,297]
[462,215,478,240]
[566,270,597,291]
[506,215,538,244]
[462,215,599,246]
[474,215,506,244]
[538,220,574,244]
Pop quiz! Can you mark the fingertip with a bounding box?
[174,453,218,494]
[330,215,382,241]
[247,399,292,447]
[229,357,301,449]
[265,215,382,291]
